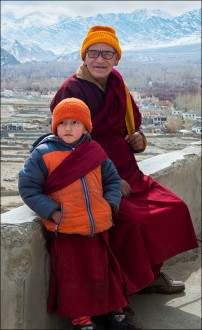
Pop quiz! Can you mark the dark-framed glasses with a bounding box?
[86,49,116,60]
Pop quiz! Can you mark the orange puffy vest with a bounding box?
[41,150,112,236]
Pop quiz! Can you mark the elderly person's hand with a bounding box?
[125,132,144,152]
[121,179,131,198]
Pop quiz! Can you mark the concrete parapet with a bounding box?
[1,142,201,329]
[138,142,201,236]
[1,207,67,329]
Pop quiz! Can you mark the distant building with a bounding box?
[182,113,197,120]
[130,91,141,101]
[192,126,202,134]
[141,112,151,117]
[172,110,182,116]
[142,102,156,109]
[1,123,24,131]
[178,129,193,135]
[153,116,167,126]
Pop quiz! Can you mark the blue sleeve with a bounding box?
[18,149,59,220]
[101,158,122,214]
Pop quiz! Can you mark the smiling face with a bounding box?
[84,43,119,89]
[57,119,88,147]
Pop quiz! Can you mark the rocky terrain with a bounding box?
[1,90,201,213]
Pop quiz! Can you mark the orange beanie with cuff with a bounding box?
[81,25,122,60]
[52,98,92,135]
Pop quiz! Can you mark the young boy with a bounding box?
[19,98,129,330]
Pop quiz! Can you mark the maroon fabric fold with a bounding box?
[43,139,107,195]
[90,69,139,180]
[45,229,129,318]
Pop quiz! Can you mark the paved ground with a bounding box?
[125,245,201,330]
[61,242,201,329]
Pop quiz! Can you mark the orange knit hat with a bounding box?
[52,98,92,135]
[81,25,122,60]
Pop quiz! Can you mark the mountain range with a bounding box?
[1,8,201,66]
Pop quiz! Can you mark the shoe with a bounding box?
[138,272,185,294]
[124,307,143,329]
[107,311,128,329]
[73,323,96,330]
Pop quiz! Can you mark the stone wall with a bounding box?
[139,142,201,235]
[1,142,201,329]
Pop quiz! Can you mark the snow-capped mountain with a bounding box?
[1,8,201,65]
[1,48,20,66]
[1,38,56,63]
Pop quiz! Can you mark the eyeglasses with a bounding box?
[86,49,116,60]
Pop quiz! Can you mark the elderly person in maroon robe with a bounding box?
[50,26,198,329]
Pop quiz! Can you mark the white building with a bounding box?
[192,127,202,134]
[172,110,182,116]
[153,116,167,126]
[182,113,197,120]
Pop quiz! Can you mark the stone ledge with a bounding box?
[138,142,201,236]
[138,142,201,177]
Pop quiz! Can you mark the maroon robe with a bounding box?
[49,67,198,311]
[45,230,129,318]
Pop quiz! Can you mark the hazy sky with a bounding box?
[1,1,201,18]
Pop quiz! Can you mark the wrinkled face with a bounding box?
[57,119,88,146]
[84,43,119,88]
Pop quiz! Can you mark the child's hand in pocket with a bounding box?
[51,210,61,224]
